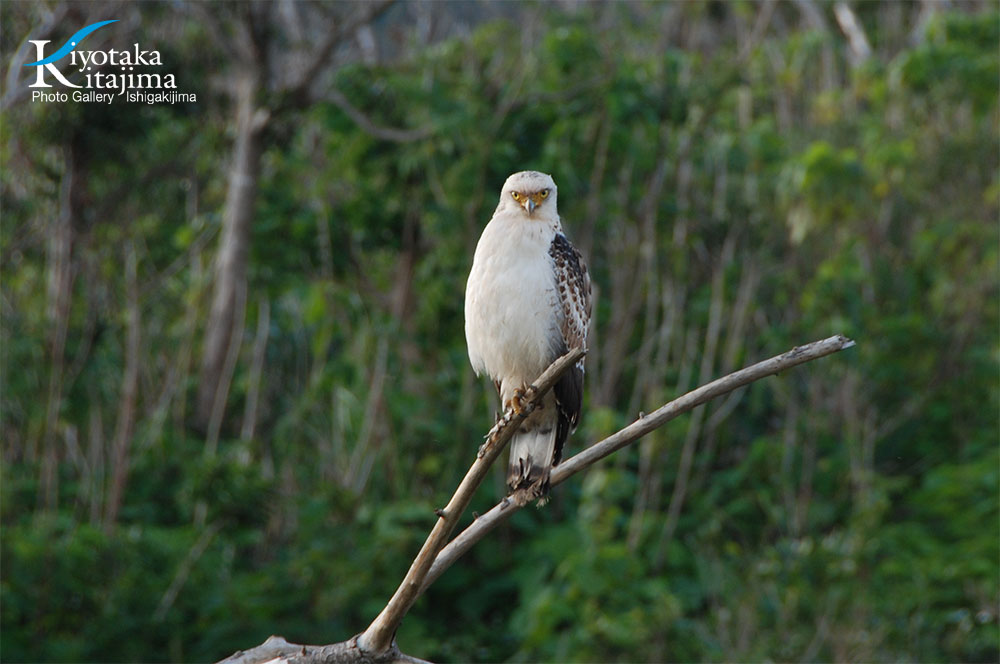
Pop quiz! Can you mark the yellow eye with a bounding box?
[540,190,549,198]
[511,192,521,200]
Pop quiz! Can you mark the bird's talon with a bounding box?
[509,386,529,415]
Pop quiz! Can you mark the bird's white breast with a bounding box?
[465,213,563,393]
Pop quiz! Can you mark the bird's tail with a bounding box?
[507,424,558,501]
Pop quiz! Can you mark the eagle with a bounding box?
[465,171,592,501]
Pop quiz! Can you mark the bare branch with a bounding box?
[284,1,395,101]
[421,334,856,592]
[155,521,223,621]
[833,2,873,65]
[218,634,431,664]
[739,0,778,61]
[240,297,271,442]
[274,2,432,143]
[323,87,433,143]
[356,348,586,655]
[2,3,70,110]
[227,335,853,662]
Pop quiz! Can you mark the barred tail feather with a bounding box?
[507,425,558,499]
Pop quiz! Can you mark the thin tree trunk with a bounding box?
[196,70,266,430]
[793,0,838,91]
[87,400,105,525]
[39,141,81,511]
[104,242,141,531]
[241,296,270,442]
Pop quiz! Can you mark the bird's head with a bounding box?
[499,171,558,219]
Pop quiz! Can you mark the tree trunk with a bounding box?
[104,243,140,531]
[39,140,81,510]
[196,71,266,431]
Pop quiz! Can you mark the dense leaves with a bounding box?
[2,3,997,662]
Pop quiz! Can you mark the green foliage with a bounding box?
[2,4,997,663]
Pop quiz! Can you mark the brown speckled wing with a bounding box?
[548,232,592,463]
[549,232,592,362]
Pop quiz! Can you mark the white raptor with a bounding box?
[465,171,592,499]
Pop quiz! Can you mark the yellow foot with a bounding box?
[507,386,528,415]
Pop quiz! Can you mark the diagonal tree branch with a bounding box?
[221,335,853,663]
[833,1,873,65]
[284,1,395,102]
[420,334,855,593]
[356,347,586,655]
[322,87,433,142]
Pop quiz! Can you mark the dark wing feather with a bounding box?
[549,232,592,465]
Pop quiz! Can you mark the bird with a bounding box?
[465,171,592,501]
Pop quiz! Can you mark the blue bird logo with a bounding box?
[25,20,118,66]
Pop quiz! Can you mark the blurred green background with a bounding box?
[2,1,997,662]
